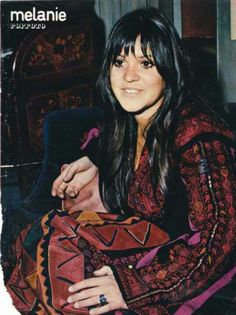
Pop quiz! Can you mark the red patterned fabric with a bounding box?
[110,107,236,314]
[175,106,233,147]
[6,211,169,314]
[6,105,236,315]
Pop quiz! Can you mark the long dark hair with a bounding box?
[97,7,195,213]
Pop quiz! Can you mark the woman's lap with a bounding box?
[6,209,167,314]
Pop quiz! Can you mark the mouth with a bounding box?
[122,88,142,95]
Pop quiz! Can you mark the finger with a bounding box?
[51,172,67,196]
[67,287,101,303]
[94,266,113,277]
[74,166,98,188]
[65,183,79,198]
[69,277,108,293]
[73,296,100,309]
[56,181,69,198]
[51,175,63,197]
[65,173,87,194]
[67,167,98,192]
[62,164,79,182]
[61,163,69,172]
[63,157,92,182]
[89,304,111,315]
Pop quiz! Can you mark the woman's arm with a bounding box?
[110,137,236,312]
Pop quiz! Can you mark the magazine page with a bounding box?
[1,0,236,314]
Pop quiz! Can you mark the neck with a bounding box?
[137,122,147,139]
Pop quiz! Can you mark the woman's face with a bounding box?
[110,36,165,122]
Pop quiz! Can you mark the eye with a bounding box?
[140,60,154,69]
[113,58,125,68]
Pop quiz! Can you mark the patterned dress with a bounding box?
[7,105,236,315]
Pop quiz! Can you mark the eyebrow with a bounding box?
[117,54,153,60]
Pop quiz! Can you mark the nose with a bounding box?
[123,64,139,82]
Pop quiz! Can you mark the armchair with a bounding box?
[22,106,102,215]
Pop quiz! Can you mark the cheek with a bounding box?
[145,70,163,87]
[150,76,165,92]
[110,66,118,79]
[110,71,118,91]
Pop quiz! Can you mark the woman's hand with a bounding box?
[67,266,128,314]
[51,156,98,199]
[63,173,107,213]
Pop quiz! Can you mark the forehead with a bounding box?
[113,35,153,58]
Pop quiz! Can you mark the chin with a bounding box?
[119,102,145,113]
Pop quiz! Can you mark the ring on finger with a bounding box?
[99,294,107,306]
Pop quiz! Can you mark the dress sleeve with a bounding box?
[110,137,236,311]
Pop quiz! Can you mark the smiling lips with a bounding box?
[122,88,142,95]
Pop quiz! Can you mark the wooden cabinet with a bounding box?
[2,1,104,164]
[182,0,216,38]
[13,20,97,158]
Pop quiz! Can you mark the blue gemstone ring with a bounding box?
[99,294,107,306]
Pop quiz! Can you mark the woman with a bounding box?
[7,7,236,315]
